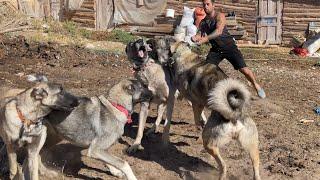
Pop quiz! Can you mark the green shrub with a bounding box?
[107,29,135,44]
[79,29,92,39]
[62,21,77,36]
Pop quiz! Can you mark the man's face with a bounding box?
[202,0,214,15]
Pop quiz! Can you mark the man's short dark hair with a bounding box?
[203,0,216,2]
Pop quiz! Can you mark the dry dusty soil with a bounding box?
[0,35,319,180]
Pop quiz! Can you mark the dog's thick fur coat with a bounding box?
[203,78,261,180]
[0,77,78,180]
[45,79,151,180]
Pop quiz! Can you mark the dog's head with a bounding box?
[170,41,191,54]
[121,79,152,104]
[125,39,152,70]
[27,74,79,111]
[153,36,178,65]
[30,82,79,111]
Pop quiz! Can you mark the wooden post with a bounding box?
[137,0,144,6]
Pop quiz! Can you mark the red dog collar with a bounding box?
[111,102,132,124]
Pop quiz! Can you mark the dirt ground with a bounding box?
[0,35,319,180]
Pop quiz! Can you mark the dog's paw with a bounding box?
[145,126,160,136]
[161,134,170,145]
[39,167,58,178]
[108,165,124,178]
[39,161,58,178]
[126,144,144,154]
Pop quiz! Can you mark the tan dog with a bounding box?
[125,39,173,153]
[0,75,78,180]
[203,78,261,180]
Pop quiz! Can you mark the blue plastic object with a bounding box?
[314,106,320,115]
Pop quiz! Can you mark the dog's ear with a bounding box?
[27,74,48,83]
[125,42,134,54]
[170,42,179,53]
[165,36,176,44]
[146,39,156,50]
[124,83,134,95]
[31,88,48,100]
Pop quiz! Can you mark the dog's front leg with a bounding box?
[127,101,150,154]
[24,127,47,180]
[88,138,137,180]
[146,103,166,135]
[38,154,58,178]
[162,88,176,147]
[6,144,18,179]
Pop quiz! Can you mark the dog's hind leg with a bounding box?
[200,111,207,124]
[192,105,205,127]
[203,144,227,180]
[6,144,18,179]
[88,138,137,180]
[146,103,166,135]
[127,101,149,154]
[162,88,176,147]
[238,122,261,180]
[187,101,207,125]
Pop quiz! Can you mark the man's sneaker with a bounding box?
[257,88,266,99]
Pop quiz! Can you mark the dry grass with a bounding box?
[20,19,135,53]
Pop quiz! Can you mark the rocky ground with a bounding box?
[0,35,319,180]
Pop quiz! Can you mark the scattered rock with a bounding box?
[299,119,314,124]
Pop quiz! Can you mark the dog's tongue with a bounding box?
[138,50,144,58]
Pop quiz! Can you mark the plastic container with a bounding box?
[166,9,175,18]
[302,34,320,54]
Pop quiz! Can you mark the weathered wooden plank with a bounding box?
[71,17,95,25]
[283,26,308,31]
[73,11,95,20]
[131,31,169,37]
[284,2,320,9]
[283,8,320,13]
[283,17,320,22]
[137,26,174,33]
[283,12,320,18]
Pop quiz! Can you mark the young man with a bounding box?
[192,0,266,98]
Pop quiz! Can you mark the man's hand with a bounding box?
[191,34,202,42]
[196,36,209,45]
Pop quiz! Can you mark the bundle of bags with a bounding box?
[174,6,206,46]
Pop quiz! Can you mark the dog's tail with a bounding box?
[208,78,251,123]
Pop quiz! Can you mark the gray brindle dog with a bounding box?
[44,79,152,180]
[0,76,78,180]
[154,37,261,179]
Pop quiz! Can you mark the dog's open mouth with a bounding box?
[137,46,146,58]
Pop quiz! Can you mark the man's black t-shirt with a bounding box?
[199,15,236,51]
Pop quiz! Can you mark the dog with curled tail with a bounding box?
[202,78,261,180]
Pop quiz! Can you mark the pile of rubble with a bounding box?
[0,35,61,60]
[290,22,320,57]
